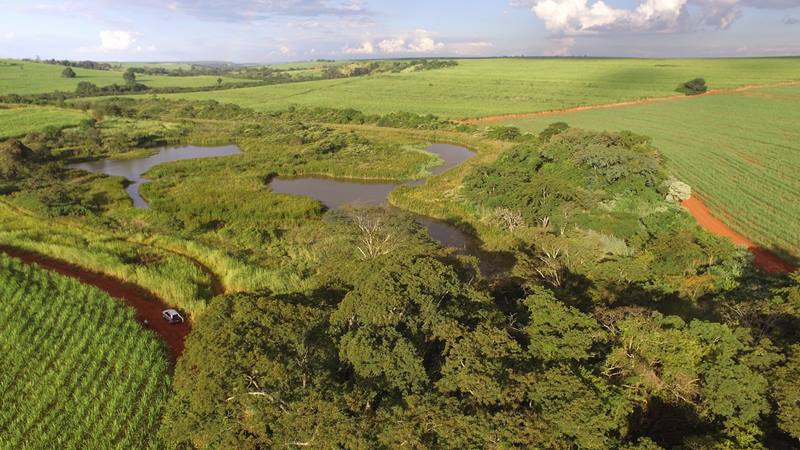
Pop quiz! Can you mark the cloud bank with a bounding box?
[516,0,800,35]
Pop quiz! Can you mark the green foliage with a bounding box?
[502,84,800,255]
[485,125,524,141]
[330,254,494,394]
[523,287,607,362]
[774,344,800,441]
[60,66,76,78]
[678,78,708,95]
[0,254,169,450]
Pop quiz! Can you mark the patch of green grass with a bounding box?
[0,105,89,139]
[0,59,246,95]
[137,58,800,118]
[0,253,169,450]
[499,85,800,256]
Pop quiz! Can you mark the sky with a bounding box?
[0,0,799,62]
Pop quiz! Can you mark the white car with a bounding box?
[162,309,184,324]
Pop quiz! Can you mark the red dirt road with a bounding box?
[0,246,190,360]
[681,197,795,274]
[463,81,800,125]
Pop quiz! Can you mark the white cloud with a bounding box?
[515,0,775,35]
[0,32,14,41]
[343,41,375,54]
[378,38,406,53]
[99,30,141,51]
[345,30,445,55]
[529,0,688,34]
[279,45,292,55]
[406,29,445,52]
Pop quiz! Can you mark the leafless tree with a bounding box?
[352,212,395,260]
[492,208,525,232]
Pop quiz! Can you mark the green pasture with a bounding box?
[139,57,800,118]
[0,59,245,95]
[0,105,89,139]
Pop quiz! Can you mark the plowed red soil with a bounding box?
[0,246,190,360]
[681,197,795,274]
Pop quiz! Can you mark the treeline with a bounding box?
[33,58,115,71]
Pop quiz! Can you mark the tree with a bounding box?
[122,68,136,85]
[522,287,606,363]
[330,254,495,395]
[677,78,708,95]
[61,67,76,78]
[216,77,223,86]
[75,81,98,95]
[774,345,800,441]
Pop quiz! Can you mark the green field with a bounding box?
[0,59,246,95]
[499,85,800,256]
[140,58,800,118]
[0,254,169,449]
[0,105,89,139]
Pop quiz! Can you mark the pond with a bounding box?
[67,145,242,208]
[270,143,483,255]
[68,143,484,261]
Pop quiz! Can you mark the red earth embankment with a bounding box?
[681,197,795,274]
[0,246,190,359]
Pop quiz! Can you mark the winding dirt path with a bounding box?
[463,81,800,125]
[0,245,190,360]
[681,197,795,274]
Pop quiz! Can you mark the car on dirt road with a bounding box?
[162,309,184,324]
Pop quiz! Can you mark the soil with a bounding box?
[681,197,795,274]
[0,245,190,360]
[463,81,800,125]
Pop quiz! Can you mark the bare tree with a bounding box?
[535,244,566,287]
[492,207,525,232]
[352,211,395,260]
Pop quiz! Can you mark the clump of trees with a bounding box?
[60,67,76,78]
[677,78,708,95]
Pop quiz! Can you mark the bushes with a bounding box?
[677,78,708,95]
[60,67,76,78]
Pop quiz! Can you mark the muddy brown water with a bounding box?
[67,145,242,208]
[270,143,482,254]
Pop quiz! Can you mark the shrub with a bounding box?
[539,122,570,142]
[677,78,708,95]
[61,67,76,78]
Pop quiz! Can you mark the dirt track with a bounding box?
[0,246,190,360]
[681,197,795,274]
[463,81,800,125]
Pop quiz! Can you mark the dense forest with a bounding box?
[1,95,798,449]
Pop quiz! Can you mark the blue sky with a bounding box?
[0,0,798,62]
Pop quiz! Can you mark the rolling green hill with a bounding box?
[0,59,246,96]
[140,58,800,118]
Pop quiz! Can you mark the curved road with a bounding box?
[0,245,190,360]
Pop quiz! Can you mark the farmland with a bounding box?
[0,253,169,449]
[0,59,245,95]
[497,84,800,256]
[0,53,799,449]
[141,57,800,118]
[0,105,89,139]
